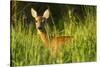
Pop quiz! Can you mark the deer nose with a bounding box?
[38,26,42,29]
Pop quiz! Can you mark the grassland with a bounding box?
[11,6,96,66]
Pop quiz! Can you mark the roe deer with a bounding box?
[31,8,73,56]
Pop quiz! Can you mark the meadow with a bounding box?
[11,5,96,66]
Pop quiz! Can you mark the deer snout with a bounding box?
[38,26,42,30]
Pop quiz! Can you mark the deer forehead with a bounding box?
[35,16,45,23]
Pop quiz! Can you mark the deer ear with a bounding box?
[43,9,49,19]
[31,8,37,18]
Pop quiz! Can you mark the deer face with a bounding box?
[31,8,49,32]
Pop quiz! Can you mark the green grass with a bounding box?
[11,7,96,66]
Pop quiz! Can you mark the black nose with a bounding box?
[38,26,42,29]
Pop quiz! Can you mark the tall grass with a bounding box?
[11,6,96,66]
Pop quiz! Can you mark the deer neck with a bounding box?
[37,29,49,47]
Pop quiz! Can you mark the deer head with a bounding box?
[31,8,50,32]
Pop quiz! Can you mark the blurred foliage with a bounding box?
[11,1,96,27]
